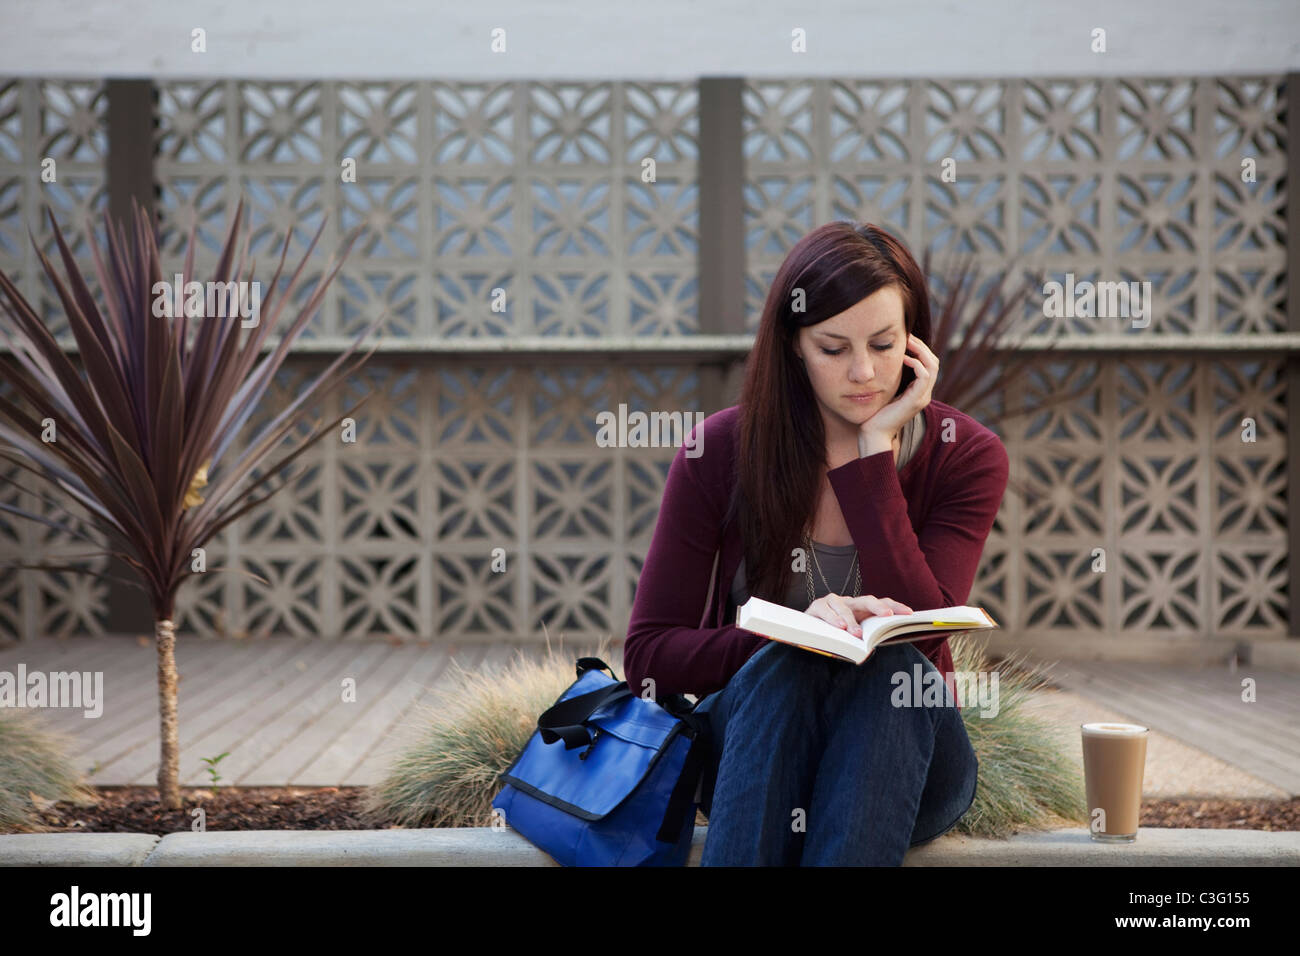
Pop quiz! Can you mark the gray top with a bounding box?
[727,408,926,617]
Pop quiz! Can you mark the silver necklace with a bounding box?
[802,428,889,605]
[804,527,861,606]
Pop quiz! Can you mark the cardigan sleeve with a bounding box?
[825,428,1009,664]
[622,434,767,700]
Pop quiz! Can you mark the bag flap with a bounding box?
[499,670,687,819]
[587,694,681,749]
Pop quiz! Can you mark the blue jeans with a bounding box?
[692,639,978,865]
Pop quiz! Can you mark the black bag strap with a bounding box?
[655,719,708,843]
[538,680,634,749]
[575,656,617,680]
[647,691,709,843]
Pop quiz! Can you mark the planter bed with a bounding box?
[9,786,1300,835]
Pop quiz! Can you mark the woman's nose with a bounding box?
[849,359,877,382]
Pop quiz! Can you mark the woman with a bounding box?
[621,221,1009,865]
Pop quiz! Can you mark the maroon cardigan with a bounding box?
[622,399,1009,701]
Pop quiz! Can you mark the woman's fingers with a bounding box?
[824,593,862,636]
[848,594,891,618]
[806,593,913,639]
[850,594,913,617]
[874,596,912,615]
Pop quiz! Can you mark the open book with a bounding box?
[735,595,999,664]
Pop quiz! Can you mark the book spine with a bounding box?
[756,632,854,663]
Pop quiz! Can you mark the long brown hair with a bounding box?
[723,221,935,605]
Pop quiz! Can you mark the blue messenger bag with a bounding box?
[491,656,708,866]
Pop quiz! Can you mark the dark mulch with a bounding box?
[22,786,395,834]
[13,787,1300,835]
[1139,797,1300,832]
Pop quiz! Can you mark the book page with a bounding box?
[737,597,997,663]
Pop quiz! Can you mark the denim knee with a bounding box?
[908,706,979,846]
[722,642,839,707]
[823,643,944,721]
[877,643,957,720]
[694,641,837,818]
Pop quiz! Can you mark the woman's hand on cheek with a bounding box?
[858,333,939,445]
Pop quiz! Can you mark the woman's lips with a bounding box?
[845,391,879,403]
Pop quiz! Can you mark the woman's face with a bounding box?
[792,284,908,436]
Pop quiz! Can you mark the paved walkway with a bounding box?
[0,636,1295,797]
[1024,659,1299,798]
[0,636,603,787]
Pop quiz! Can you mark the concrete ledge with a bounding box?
[902,826,1300,866]
[0,833,160,867]
[142,828,560,867]
[2,825,1297,866]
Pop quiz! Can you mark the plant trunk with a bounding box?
[156,617,181,810]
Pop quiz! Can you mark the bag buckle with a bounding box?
[578,729,601,760]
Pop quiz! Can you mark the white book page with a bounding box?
[737,597,993,663]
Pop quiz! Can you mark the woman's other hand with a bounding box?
[803,593,913,638]
[858,333,938,446]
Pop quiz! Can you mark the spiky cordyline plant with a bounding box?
[0,197,382,809]
[918,244,1098,505]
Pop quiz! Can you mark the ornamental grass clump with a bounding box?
[949,634,1087,837]
[364,641,611,829]
[367,634,1085,840]
[0,709,95,833]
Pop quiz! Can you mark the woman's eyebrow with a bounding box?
[818,326,895,340]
